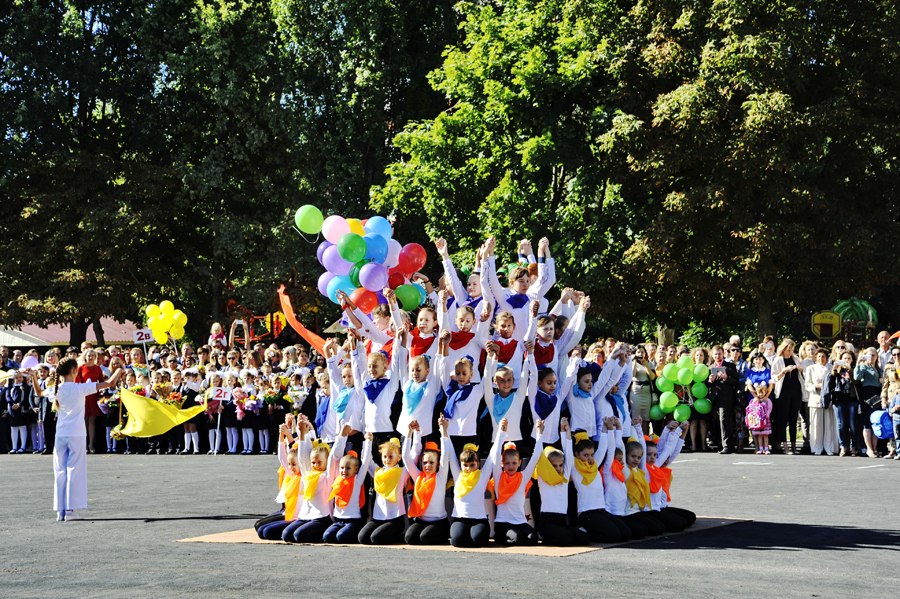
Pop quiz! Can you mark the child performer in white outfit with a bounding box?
[30,360,123,521]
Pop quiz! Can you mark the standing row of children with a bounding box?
[254,236,696,546]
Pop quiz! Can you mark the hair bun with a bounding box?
[424,441,440,452]
[503,442,517,451]
[346,450,358,458]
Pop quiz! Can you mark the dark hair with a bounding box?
[55,358,79,399]
[573,431,595,453]
[537,367,556,384]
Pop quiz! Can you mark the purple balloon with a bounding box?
[317,271,335,296]
[323,244,352,276]
[375,290,388,305]
[317,241,333,267]
[359,262,388,292]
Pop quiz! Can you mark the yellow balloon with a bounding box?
[170,325,185,340]
[146,304,161,318]
[156,333,168,345]
[159,300,175,314]
[159,313,174,330]
[148,315,160,329]
[346,218,366,236]
[173,311,188,327]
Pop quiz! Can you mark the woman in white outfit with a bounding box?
[803,348,839,456]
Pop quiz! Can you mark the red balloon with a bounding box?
[387,272,406,290]
[351,287,378,314]
[398,243,427,274]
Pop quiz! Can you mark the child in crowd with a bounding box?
[222,372,240,454]
[359,436,410,545]
[437,329,487,457]
[482,341,533,453]
[492,419,544,546]
[437,290,491,382]
[323,431,371,544]
[394,325,443,441]
[403,416,453,544]
[746,354,773,455]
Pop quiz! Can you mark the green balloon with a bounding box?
[337,233,367,263]
[349,260,370,288]
[660,391,679,412]
[676,355,694,370]
[693,363,710,382]
[649,405,664,421]
[674,404,692,422]
[663,363,679,382]
[677,367,693,386]
[691,382,708,399]
[656,376,674,393]
[693,398,712,414]
[395,284,421,310]
[294,205,324,234]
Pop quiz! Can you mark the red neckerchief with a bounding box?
[480,338,519,370]
[449,331,475,350]
[409,328,437,357]
[533,339,555,367]
[364,335,394,362]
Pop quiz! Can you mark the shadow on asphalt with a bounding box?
[628,521,900,552]
[84,514,263,523]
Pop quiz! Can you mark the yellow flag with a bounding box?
[119,388,205,438]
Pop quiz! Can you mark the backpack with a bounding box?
[870,410,893,440]
[745,403,764,430]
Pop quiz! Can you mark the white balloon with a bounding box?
[384,239,402,268]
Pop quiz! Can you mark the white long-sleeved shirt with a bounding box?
[531,309,586,376]
[591,359,626,441]
[603,430,628,516]
[326,356,364,433]
[440,362,487,437]
[483,354,530,441]
[366,440,411,521]
[437,298,491,383]
[395,345,443,437]
[331,438,372,520]
[649,432,682,511]
[493,429,543,525]
[352,342,401,434]
[448,427,505,519]
[314,388,340,443]
[483,256,554,342]
[527,354,575,444]
[537,436,573,515]
[572,432,609,513]
[403,431,452,522]
[293,437,341,521]
[624,431,649,516]
[348,307,393,354]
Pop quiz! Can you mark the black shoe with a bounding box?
[41,449,51,455]
[166,450,176,455]
[718,448,733,455]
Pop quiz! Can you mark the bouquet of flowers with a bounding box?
[128,385,147,397]
[110,424,126,441]
[153,382,173,399]
[244,395,260,413]
[97,398,110,414]
[262,389,279,406]
[162,391,184,409]
[131,363,149,377]
[232,387,248,420]
[106,391,121,411]
[203,389,220,416]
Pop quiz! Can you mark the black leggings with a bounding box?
[665,506,696,527]
[578,509,629,543]
[646,508,686,532]
[405,517,450,545]
[358,516,405,545]
[622,512,665,539]
[254,510,284,531]
[774,387,803,447]
[449,517,490,547]
[493,521,538,546]
[538,512,590,546]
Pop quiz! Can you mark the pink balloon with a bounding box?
[322,215,350,244]
[384,239,402,268]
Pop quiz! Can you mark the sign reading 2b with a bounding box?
[133,328,154,344]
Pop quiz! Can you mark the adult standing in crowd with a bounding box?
[804,348,839,455]
[877,331,892,370]
[826,349,859,456]
[630,346,656,435]
[855,347,883,458]
[707,345,739,454]
[882,345,900,459]
[771,338,804,455]
[689,348,710,452]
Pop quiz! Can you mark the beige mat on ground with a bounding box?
[175,516,750,557]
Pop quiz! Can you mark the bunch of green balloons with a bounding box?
[655,355,713,420]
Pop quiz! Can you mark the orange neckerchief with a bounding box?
[329,475,365,509]
[625,467,651,509]
[647,464,673,502]
[491,472,532,505]
[610,460,626,483]
[407,472,437,518]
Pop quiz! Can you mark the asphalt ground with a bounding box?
[2,450,899,598]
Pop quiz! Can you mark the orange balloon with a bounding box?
[350,287,379,314]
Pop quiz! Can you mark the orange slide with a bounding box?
[277,284,326,355]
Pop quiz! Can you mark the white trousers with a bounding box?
[54,436,88,511]
[809,407,840,455]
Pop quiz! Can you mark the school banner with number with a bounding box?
[119,388,205,438]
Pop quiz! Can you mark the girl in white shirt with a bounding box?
[492,419,544,545]
[645,421,693,532]
[571,420,629,543]
[31,361,122,522]
[534,418,591,546]
[403,417,453,545]
[359,436,410,545]
[323,429,372,544]
[394,325,443,440]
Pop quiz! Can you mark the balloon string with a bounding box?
[294,227,320,244]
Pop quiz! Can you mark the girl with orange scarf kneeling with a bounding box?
[448,417,507,547]
[403,416,452,544]
[491,418,544,546]
[358,436,410,545]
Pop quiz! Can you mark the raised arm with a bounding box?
[486,419,508,474]
[402,430,421,479]
[437,238,470,303]
[521,421,544,479]
[557,297,589,355]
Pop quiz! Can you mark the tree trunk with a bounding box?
[68,316,91,348]
[92,319,106,346]
[657,324,674,347]
[757,293,775,340]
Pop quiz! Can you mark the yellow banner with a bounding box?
[119,388,205,438]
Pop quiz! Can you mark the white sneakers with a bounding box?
[57,511,65,521]
[64,510,82,521]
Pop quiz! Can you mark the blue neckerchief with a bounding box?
[573,386,592,399]
[534,389,558,420]
[463,296,483,310]
[445,296,455,310]
[507,293,529,309]
[363,378,389,403]
[443,380,475,418]
[332,387,353,418]
[314,392,331,432]
[605,392,627,420]
[492,390,516,420]
[404,380,427,416]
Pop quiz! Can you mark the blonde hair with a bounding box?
[454,356,474,373]
[776,338,795,358]
[455,305,475,321]
[409,355,430,372]
[494,365,514,379]
[367,352,389,369]
[379,437,401,454]
[495,311,515,324]
[310,443,330,462]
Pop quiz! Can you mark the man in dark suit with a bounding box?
[708,345,740,454]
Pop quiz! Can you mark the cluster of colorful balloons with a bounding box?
[295,205,428,313]
[145,301,188,345]
[649,355,713,422]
